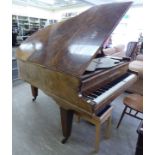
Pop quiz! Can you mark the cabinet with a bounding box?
[12,58,19,81]
[12,15,57,46]
[61,12,78,21]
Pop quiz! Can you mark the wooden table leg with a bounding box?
[60,107,74,144]
[31,85,38,101]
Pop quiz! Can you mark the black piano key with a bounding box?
[94,90,103,95]
[86,72,132,100]
[98,88,103,91]
[91,92,99,97]
[102,84,112,89]
[90,93,98,98]
[99,89,106,93]
[98,88,106,93]
[101,87,109,91]
[96,90,102,92]
[92,92,101,96]
[100,86,111,91]
[87,95,95,100]
[111,79,120,85]
[103,73,131,90]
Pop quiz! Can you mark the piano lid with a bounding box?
[16,2,132,77]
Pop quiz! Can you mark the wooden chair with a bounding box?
[126,41,138,60]
[117,94,143,128]
[76,105,113,152]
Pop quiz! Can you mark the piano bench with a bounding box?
[75,105,113,152]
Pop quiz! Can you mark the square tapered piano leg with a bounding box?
[60,107,74,144]
[31,85,38,101]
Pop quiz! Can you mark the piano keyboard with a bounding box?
[84,73,137,104]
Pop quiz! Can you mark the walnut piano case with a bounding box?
[16,1,137,152]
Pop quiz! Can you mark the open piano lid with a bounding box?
[16,2,132,77]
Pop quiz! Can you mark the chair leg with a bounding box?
[116,106,127,128]
[95,123,100,152]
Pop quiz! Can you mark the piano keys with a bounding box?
[84,72,137,104]
[16,1,136,145]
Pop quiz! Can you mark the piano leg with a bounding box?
[60,107,74,144]
[31,85,38,101]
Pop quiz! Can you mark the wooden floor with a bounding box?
[13,81,142,155]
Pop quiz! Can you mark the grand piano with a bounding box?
[16,2,137,144]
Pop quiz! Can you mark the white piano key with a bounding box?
[93,74,137,104]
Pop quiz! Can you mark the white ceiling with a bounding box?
[12,0,143,11]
